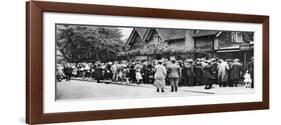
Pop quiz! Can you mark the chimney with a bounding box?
[184,30,195,51]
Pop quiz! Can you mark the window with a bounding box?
[231,32,243,43]
[231,32,236,42]
[153,34,161,44]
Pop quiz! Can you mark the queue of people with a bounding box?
[56,57,254,92]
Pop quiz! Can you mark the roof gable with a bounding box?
[126,28,148,45]
[135,28,148,40]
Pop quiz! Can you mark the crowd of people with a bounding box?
[56,57,254,92]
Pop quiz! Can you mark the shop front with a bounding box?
[216,44,254,70]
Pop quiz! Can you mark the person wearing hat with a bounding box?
[180,62,188,86]
[95,64,103,83]
[229,59,243,87]
[167,59,181,92]
[103,63,113,83]
[211,59,219,85]
[202,61,214,89]
[56,64,65,82]
[64,63,73,82]
[248,57,254,88]
[194,61,203,86]
[154,60,167,92]
[218,59,229,87]
[180,61,194,86]
[111,61,118,82]
[186,61,194,86]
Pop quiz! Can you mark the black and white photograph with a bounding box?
[55,24,255,101]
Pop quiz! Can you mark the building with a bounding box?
[193,30,254,69]
[124,28,196,61]
[192,30,220,58]
[122,27,254,67]
[215,31,254,69]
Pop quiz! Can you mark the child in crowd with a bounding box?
[243,70,252,88]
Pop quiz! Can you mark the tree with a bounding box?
[56,24,126,63]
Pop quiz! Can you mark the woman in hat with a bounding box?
[56,64,65,82]
[154,60,167,92]
[135,68,143,85]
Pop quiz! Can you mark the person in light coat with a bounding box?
[217,59,229,87]
[154,60,167,92]
[56,64,65,82]
[111,61,118,82]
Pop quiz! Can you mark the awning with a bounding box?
[216,49,241,53]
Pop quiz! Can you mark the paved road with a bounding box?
[56,80,254,101]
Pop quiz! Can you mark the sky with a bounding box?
[118,27,133,41]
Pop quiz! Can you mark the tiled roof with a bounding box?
[128,28,220,45]
[192,30,219,37]
[157,29,186,41]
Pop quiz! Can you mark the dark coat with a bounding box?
[186,66,194,77]
[229,62,243,80]
[64,67,73,75]
[142,66,149,83]
[248,61,254,75]
[95,67,103,80]
[129,65,136,81]
[202,65,213,84]
[194,64,203,84]
[103,66,112,80]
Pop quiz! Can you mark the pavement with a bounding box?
[56,78,254,101]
